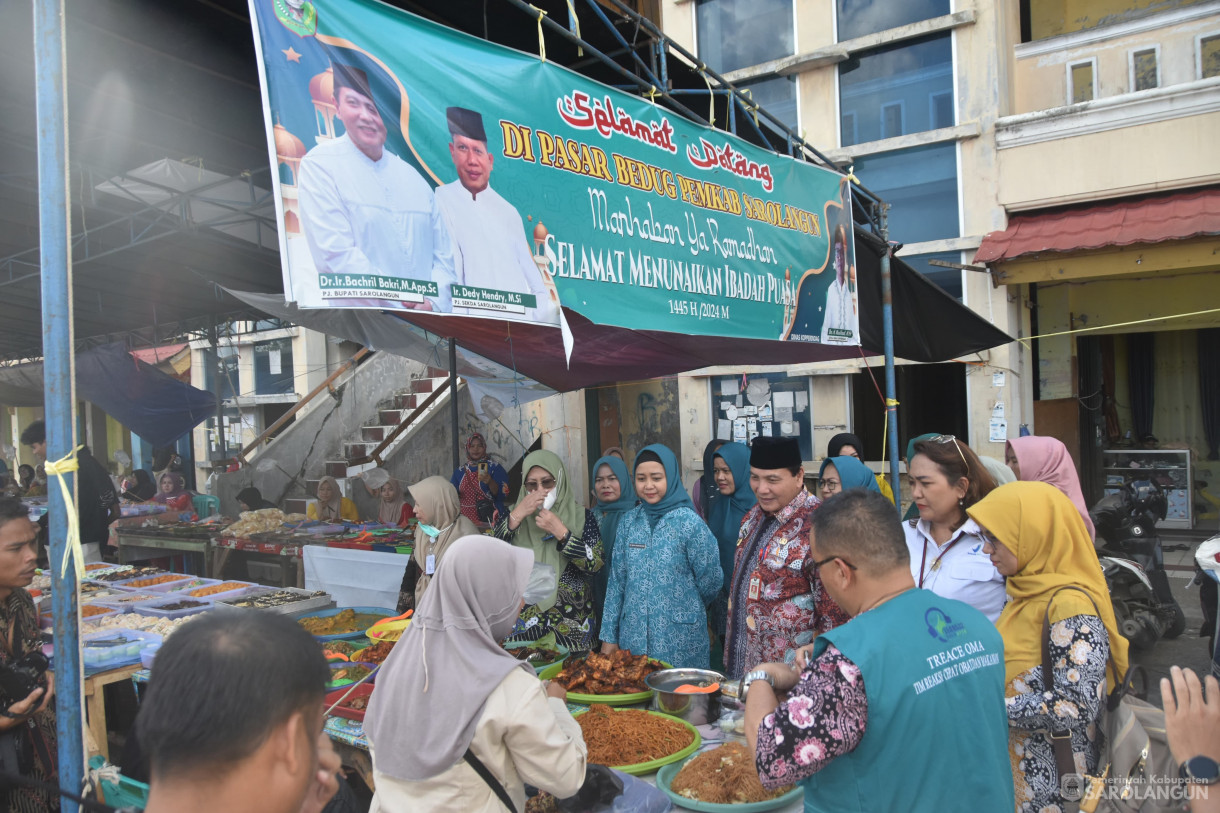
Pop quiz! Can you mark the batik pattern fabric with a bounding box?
[754,643,868,789]
[494,509,603,653]
[0,590,58,813]
[725,490,849,678]
[1006,614,1109,813]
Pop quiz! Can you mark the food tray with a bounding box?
[133,597,214,619]
[92,593,166,610]
[327,662,377,690]
[656,758,804,812]
[111,573,194,592]
[155,577,221,594]
[538,659,673,706]
[505,640,569,674]
[324,684,375,722]
[83,629,163,670]
[573,708,700,776]
[177,580,260,602]
[91,566,165,583]
[215,587,334,616]
[299,607,396,641]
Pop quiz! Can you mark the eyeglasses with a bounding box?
[524,477,557,492]
[819,479,841,490]
[930,434,970,475]
[809,555,858,575]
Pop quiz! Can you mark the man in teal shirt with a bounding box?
[743,489,1013,813]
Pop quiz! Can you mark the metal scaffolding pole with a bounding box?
[32,0,84,809]
[878,203,902,515]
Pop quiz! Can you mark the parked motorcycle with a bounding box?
[1089,479,1186,649]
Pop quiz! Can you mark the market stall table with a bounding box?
[114,521,218,576]
[211,534,307,585]
[84,663,145,760]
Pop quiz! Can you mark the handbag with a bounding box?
[1040,586,1180,813]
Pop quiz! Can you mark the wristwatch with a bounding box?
[740,669,775,699]
[1180,756,1220,785]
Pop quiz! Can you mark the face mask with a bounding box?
[418,522,441,538]
[541,471,560,511]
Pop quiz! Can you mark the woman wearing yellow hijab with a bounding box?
[968,481,1129,813]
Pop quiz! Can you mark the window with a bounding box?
[836,0,949,42]
[1200,33,1220,79]
[739,75,799,131]
[902,251,963,300]
[839,33,953,147]
[929,91,954,130]
[696,0,793,74]
[253,339,294,395]
[204,349,239,402]
[1129,47,1159,92]
[880,101,904,138]
[1068,60,1096,104]
[841,111,858,146]
[854,142,959,244]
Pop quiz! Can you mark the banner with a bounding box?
[248,0,860,345]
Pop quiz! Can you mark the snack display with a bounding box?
[553,650,664,695]
[120,574,189,588]
[222,508,288,537]
[222,589,329,610]
[187,582,252,598]
[81,612,197,639]
[669,743,795,805]
[97,593,162,605]
[575,704,698,771]
[81,605,114,618]
[162,579,216,593]
[93,566,165,583]
[152,600,208,612]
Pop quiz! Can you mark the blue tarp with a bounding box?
[0,343,216,447]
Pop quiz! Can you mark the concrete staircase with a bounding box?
[283,367,452,516]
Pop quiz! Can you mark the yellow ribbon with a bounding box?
[880,398,900,487]
[530,5,548,63]
[845,172,860,184]
[43,445,85,581]
[740,88,759,128]
[698,63,715,127]
[565,0,582,56]
[645,85,659,105]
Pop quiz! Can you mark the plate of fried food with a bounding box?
[538,649,669,705]
[656,743,801,811]
[504,632,568,673]
[574,704,700,776]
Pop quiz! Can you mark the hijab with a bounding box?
[409,476,478,602]
[465,432,487,463]
[705,442,756,580]
[635,444,694,529]
[818,455,882,493]
[591,455,635,547]
[377,477,408,526]
[901,432,941,521]
[312,475,343,521]
[1007,436,1095,539]
[827,432,864,458]
[979,456,1016,487]
[699,439,726,516]
[968,482,1128,692]
[152,472,189,505]
[235,486,276,511]
[127,469,156,501]
[364,535,535,781]
[509,450,584,612]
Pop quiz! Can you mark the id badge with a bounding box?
[425,554,436,575]
[748,575,761,601]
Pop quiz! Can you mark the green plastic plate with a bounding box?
[656,756,804,811]
[538,658,672,706]
[504,640,569,674]
[573,709,700,776]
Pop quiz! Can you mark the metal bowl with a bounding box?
[645,668,727,725]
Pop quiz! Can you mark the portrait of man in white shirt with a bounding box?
[298,62,455,311]
[820,224,856,344]
[433,107,558,325]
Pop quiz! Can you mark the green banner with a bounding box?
[249,0,860,345]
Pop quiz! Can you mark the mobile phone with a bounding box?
[478,462,488,475]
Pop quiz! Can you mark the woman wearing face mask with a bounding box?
[589,454,636,634]
[601,445,722,669]
[903,435,1004,622]
[397,476,478,614]
[493,450,603,652]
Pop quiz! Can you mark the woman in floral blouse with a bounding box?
[969,482,1130,813]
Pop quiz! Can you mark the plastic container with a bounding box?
[299,607,396,641]
[154,577,221,594]
[89,755,150,809]
[111,572,194,592]
[83,629,162,670]
[178,580,260,602]
[215,587,334,616]
[133,597,214,619]
[91,593,166,610]
[327,662,377,690]
[140,642,161,670]
[324,683,375,722]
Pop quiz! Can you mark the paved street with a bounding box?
[1126,532,1217,706]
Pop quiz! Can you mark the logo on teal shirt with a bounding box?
[925,607,967,643]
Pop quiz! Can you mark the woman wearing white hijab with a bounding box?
[366,535,587,812]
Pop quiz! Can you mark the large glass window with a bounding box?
[696,0,793,73]
[839,33,953,146]
[739,75,799,131]
[837,0,950,42]
[203,348,239,402]
[902,251,962,300]
[254,339,294,395]
[853,142,959,244]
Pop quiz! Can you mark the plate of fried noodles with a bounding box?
[656,743,801,811]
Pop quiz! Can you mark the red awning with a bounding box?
[975,187,1220,263]
[130,343,188,365]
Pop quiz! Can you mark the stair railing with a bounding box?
[347,376,454,467]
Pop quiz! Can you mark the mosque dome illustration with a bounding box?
[309,67,337,143]
[273,119,306,235]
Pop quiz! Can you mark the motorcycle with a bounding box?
[1089,479,1187,649]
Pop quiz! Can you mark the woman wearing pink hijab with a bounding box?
[1005,436,1096,538]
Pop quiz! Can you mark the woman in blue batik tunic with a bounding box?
[600,444,722,670]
